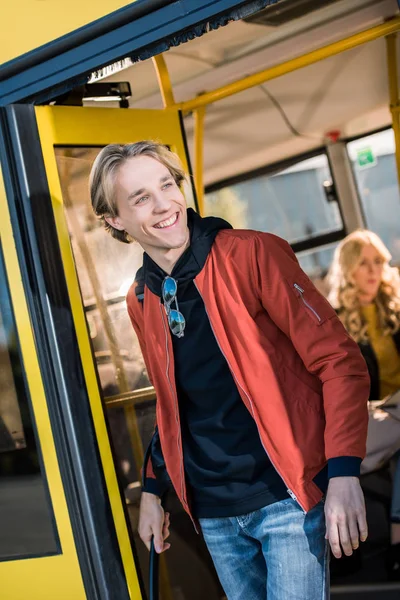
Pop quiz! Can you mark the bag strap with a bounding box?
[135,266,145,304]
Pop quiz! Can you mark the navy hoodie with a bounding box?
[140,209,288,517]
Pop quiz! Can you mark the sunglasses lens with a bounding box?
[168,309,185,337]
[162,277,177,304]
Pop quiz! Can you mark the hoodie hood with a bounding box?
[138,208,232,297]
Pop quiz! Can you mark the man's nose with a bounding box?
[153,191,171,213]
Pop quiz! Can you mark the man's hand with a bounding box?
[138,492,171,554]
[325,476,368,559]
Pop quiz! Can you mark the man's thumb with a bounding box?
[153,530,163,554]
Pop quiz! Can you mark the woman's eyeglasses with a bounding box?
[162,277,185,338]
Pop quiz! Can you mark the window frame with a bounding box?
[205,146,347,254]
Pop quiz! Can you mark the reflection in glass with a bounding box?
[347,129,400,264]
[0,314,25,453]
[55,147,222,600]
[0,247,59,559]
[205,154,342,244]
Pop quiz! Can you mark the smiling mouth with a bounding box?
[153,212,179,229]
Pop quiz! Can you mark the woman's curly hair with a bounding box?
[326,230,400,343]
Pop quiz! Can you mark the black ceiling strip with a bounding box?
[0,0,278,105]
[0,104,131,600]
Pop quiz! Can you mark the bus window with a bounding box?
[0,245,58,559]
[205,153,343,246]
[297,243,338,290]
[347,129,400,264]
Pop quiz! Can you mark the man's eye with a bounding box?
[162,182,173,190]
[136,196,148,204]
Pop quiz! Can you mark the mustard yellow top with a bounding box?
[361,303,400,399]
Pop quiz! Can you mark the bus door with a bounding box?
[0,104,221,600]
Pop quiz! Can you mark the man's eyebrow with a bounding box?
[127,175,173,201]
[160,174,173,183]
[127,187,145,201]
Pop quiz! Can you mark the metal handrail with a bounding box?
[104,386,156,408]
[171,16,400,112]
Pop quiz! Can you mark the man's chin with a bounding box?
[160,230,190,251]
[163,238,189,251]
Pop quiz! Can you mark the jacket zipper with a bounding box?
[194,282,306,512]
[159,303,187,508]
[293,283,321,323]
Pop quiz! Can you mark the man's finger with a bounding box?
[162,512,171,540]
[153,527,165,554]
[357,509,368,543]
[348,514,360,550]
[327,521,342,559]
[338,517,353,556]
[162,523,170,540]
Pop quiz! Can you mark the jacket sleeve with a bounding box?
[126,286,169,496]
[251,233,370,479]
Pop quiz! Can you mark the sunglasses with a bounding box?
[162,276,185,338]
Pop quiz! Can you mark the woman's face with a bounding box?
[351,244,384,304]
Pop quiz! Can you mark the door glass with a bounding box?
[205,154,343,244]
[0,244,59,560]
[347,129,400,264]
[55,147,223,600]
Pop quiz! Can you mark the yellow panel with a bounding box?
[35,105,189,598]
[0,169,86,598]
[1,0,139,64]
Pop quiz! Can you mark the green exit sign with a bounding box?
[356,147,377,169]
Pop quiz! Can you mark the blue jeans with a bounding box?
[199,498,329,600]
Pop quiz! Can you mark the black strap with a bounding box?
[149,537,159,600]
[135,267,145,304]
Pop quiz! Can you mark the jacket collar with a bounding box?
[139,208,231,297]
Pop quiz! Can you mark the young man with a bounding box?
[90,141,370,599]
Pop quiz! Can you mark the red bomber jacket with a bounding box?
[127,228,370,518]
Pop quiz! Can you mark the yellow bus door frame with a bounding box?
[0,168,87,599]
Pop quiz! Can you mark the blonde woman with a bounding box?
[328,229,400,579]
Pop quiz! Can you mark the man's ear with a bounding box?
[104,215,125,231]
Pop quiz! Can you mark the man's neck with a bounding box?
[144,231,190,275]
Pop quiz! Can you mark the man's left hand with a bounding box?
[325,476,368,559]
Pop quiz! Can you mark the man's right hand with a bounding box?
[138,491,171,554]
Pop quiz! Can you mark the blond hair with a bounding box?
[89,141,186,243]
[327,230,400,342]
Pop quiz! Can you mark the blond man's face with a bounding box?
[106,155,188,254]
